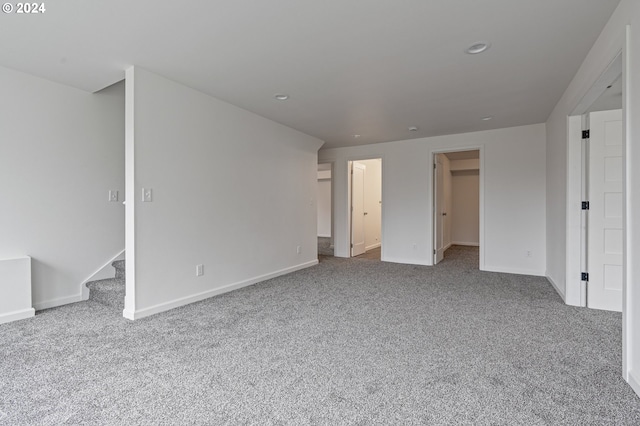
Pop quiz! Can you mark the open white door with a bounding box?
[587,109,623,312]
[351,162,366,257]
[434,154,445,264]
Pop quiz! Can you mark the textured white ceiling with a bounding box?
[0,0,620,149]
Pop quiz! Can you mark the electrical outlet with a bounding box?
[413,244,418,250]
[108,190,119,202]
[526,250,532,257]
[196,264,204,276]
[142,188,152,202]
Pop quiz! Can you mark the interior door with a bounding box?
[434,154,445,264]
[587,109,623,311]
[351,162,366,257]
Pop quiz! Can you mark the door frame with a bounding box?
[566,34,630,378]
[429,147,485,269]
[568,52,625,309]
[433,153,446,264]
[346,156,384,259]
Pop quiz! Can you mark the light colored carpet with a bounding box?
[1,246,639,424]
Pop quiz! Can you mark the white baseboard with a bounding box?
[34,293,83,311]
[123,259,319,321]
[365,243,381,251]
[545,274,566,302]
[451,241,480,247]
[0,308,35,325]
[482,265,545,277]
[317,234,331,238]
[628,370,640,398]
[81,249,125,300]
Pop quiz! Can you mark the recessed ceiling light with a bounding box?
[481,115,493,121]
[274,94,289,101]
[409,126,419,132]
[466,42,491,54]
[353,134,361,138]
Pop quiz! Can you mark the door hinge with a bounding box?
[434,163,437,169]
[433,249,436,255]
[581,201,590,210]
[582,130,590,139]
[581,272,589,281]
[351,244,354,248]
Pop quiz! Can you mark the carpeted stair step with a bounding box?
[86,259,126,311]
[112,260,125,280]
[86,278,125,310]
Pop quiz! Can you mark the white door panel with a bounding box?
[351,162,366,257]
[587,109,623,312]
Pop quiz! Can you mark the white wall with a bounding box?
[317,173,331,237]
[0,66,125,309]
[451,171,480,245]
[124,67,324,319]
[319,124,546,276]
[359,159,382,250]
[545,0,640,395]
[0,257,34,324]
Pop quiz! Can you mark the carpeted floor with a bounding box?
[355,246,381,261]
[1,246,639,425]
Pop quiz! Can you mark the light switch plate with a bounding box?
[109,190,119,202]
[142,188,152,202]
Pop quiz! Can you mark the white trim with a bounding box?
[622,24,632,388]
[124,66,136,316]
[80,249,125,300]
[365,242,381,251]
[451,241,479,247]
[123,260,318,320]
[34,293,83,311]
[0,256,30,262]
[317,234,331,238]
[546,274,566,302]
[0,308,35,325]
[628,370,640,396]
[483,265,546,277]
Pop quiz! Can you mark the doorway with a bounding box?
[433,150,481,266]
[348,159,382,260]
[574,57,624,312]
[317,162,334,257]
